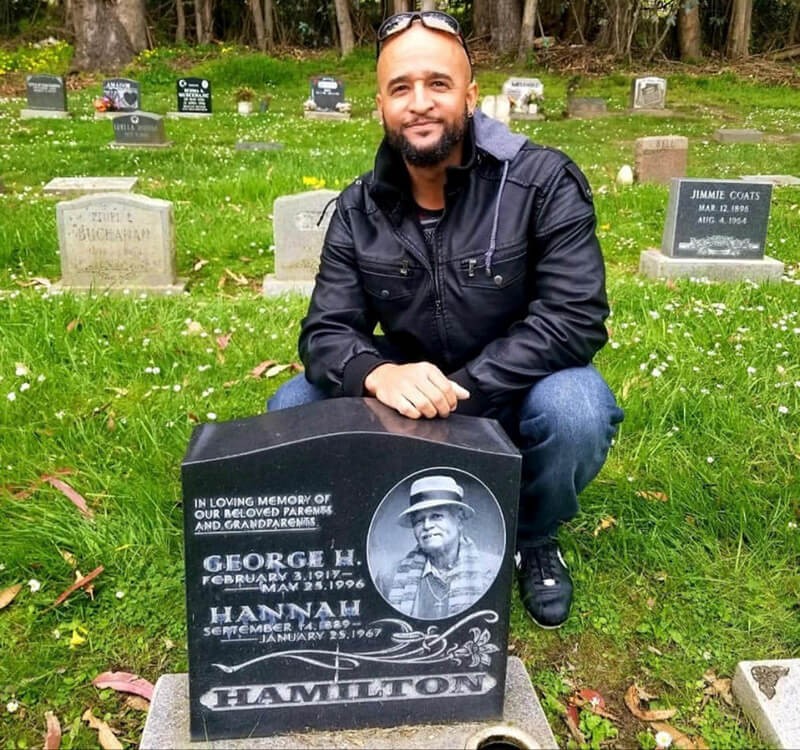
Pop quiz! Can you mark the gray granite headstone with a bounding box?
[44,177,138,197]
[715,128,763,144]
[21,74,68,118]
[630,76,666,109]
[732,659,800,748]
[102,77,141,111]
[111,112,171,148]
[55,193,185,293]
[639,177,784,282]
[263,189,338,296]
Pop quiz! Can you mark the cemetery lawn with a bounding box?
[1,47,799,749]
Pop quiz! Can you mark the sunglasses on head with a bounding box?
[376,11,472,68]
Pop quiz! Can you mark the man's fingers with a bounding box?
[450,381,471,400]
[426,370,458,411]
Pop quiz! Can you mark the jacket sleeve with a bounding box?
[298,199,390,396]
[449,161,609,415]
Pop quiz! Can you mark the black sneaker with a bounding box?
[516,540,573,629]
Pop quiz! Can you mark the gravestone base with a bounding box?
[166,111,212,119]
[304,110,351,121]
[715,128,763,143]
[639,249,784,283]
[94,111,128,120]
[732,659,800,748]
[740,174,800,187]
[139,656,556,750]
[262,274,315,296]
[109,141,174,149]
[20,109,70,119]
[44,177,138,196]
[53,279,187,296]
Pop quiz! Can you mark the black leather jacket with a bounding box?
[299,111,609,416]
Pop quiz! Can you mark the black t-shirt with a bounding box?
[415,204,444,261]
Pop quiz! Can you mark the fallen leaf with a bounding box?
[192,258,208,272]
[636,490,669,502]
[578,688,606,707]
[82,709,123,750]
[42,475,93,519]
[564,706,586,745]
[625,684,678,721]
[224,268,248,285]
[593,515,617,536]
[702,671,734,707]
[216,333,232,350]
[250,360,277,378]
[0,583,22,609]
[44,711,61,750]
[265,363,291,378]
[93,671,154,701]
[51,565,104,608]
[66,318,81,333]
[650,721,695,749]
[125,695,151,712]
[571,692,620,721]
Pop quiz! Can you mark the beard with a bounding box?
[384,109,469,167]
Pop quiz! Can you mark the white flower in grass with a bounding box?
[778,405,789,415]
[55,410,65,419]
[651,368,663,378]
[747,367,757,375]
[115,590,125,599]
[37,374,45,382]
[6,700,19,713]
[52,628,61,639]
[706,456,715,464]
[207,412,217,421]
[14,363,28,377]
[173,384,181,392]
[7,392,16,401]
[27,579,41,593]
[788,522,797,530]
[19,383,30,392]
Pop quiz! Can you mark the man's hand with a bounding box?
[364,362,470,419]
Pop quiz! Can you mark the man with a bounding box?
[382,475,500,619]
[269,11,623,628]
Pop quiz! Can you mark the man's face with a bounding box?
[376,23,478,168]
[411,506,462,555]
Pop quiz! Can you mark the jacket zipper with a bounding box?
[431,223,449,357]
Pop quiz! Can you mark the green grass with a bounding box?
[1,46,799,748]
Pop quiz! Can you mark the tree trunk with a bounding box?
[562,0,587,45]
[264,0,275,51]
[333,0,354,56]
[393,0,411,14]
[517,0,538,61]
[420,0,436,11]
[249,0,266,50]
[71,0,148,71]
[175,0,186,42]
[473,0,493,40]
[726,0,752,59]
[492,0,521,52]
[195,0,213,44]
[678,0,702,60]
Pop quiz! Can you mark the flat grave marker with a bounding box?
[715,128,763,144]
[740,174,800,186]
[640,178,783,282]
[630,76,667,110]
[733,659,800,748]
[263,189,338,296]
[43,177,138,197]
[634,135,688,184]
[566,97,607,118]
[21,74,69,119]
[111,112,171,148]
[55,192,186,293]
[179,398,521,740]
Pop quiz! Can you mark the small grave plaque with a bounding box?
[22,74,68,118]
[44,177,138,196]
[733,659,800,748]
[662,178,771,259]
[102,77,141,112]
[714,128,763,144]
[634,135,688,184]
[263,189,339,296]
[176,77,212,116]
[181,398,520,740]
[111,112,171,148]
[630,76,667,110]
[56,193,185,293]
[310,76,344,111]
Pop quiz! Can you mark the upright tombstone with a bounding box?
[168,77,212,118]
[111,113,171,148]
[634,136,688,184]
[98,77,141,117]
[630,76,667,110]
[501,77,544,120]
[480,95,510,126]
[262,189,338,296]
[639,178,784,282]
[21,74,69,119]
[55,193,186,293]
[304,76,351,120]
[179,398,521,741]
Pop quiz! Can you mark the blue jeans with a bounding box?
[268,367,623,548]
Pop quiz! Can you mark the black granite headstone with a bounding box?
[102,77,141,111]
[181,398,520,741]
[25,74,67,111]
[112,112,168,146]
[177,77,212,114]
[310,76,345,111]
[662,178,772,259]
